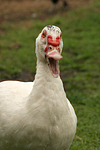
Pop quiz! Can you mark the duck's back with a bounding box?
[0,81,33,100]
[0,80,33,120]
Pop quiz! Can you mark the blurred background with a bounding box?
[0,0,100,149]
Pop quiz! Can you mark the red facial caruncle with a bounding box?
[47,35,60,47]
[44,35,61,53]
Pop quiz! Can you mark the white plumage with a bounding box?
[0,25,77,150]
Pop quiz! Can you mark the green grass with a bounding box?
[0,0,100,149]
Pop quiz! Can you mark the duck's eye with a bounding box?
[42,30,47,38]
[42,33,46,38]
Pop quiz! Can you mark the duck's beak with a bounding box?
[46,49,62,60]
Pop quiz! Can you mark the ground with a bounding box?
[0,0,92,23]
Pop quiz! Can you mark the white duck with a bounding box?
[0,25,77,150]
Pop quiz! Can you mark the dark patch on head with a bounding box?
[47,25,53,29]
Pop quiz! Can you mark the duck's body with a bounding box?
[0,25,77,150]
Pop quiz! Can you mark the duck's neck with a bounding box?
[35,59,55,82]
[26,59,68,117]
[29,59,65,101]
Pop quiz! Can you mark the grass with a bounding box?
[0,0,100,149]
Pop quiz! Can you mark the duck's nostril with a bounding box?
[57,47,60,53]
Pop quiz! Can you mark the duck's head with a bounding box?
[36,25,63,78]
